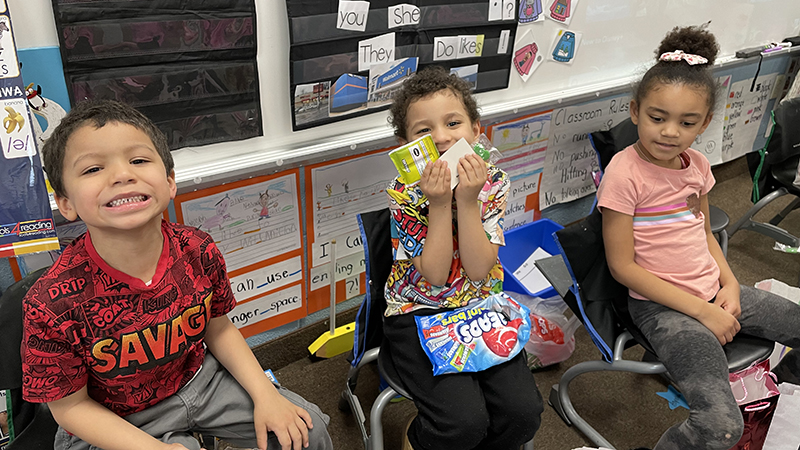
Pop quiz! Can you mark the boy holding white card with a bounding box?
[383,66,542,450]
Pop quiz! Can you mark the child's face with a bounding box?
[55,122,177,234]
[402,89,480,153]
[631,83,712,168]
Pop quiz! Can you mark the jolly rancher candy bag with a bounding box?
[415,293,531,375]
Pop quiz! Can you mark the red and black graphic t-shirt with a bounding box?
[21,221,236,416]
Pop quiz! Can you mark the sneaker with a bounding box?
[401,414,415,450]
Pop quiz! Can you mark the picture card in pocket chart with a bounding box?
[514,30,545,82]
[488,110,552,229]
[541,94,631,209]
[548,29,582,65]
[305,149,397,313]
[546,0,578,26]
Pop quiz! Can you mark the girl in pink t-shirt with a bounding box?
[598,26,800,450]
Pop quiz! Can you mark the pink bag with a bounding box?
[729,359,781,450]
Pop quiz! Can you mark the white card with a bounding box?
[498,29,511,54]
[502,0,516,20]
[337,1,370,32]
[438,138,475,189]
[388,3,420,28]
[358,32,395,71]
[488,0,502,21]
[433,36,460,61]
[512,247,553,295]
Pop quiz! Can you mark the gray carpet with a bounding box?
[249,156,800,450]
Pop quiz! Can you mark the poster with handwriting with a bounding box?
[721,74,778,162]
[694,75,731,166]
[305,149,396,313]
[488,111,551,230]
[174,170,305,336]
[540,94,631,209]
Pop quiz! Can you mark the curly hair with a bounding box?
[389,66,479,140]
[634,26,720,111]
[42,100,173,198]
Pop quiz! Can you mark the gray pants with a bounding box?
[628,285,800,450]
[55,353,332,450]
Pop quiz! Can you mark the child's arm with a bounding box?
[603,208,741,345]
[412,159,455,286]
[204,315,312,450]
[701,195,741,318]
[454,154,498,281]
[48,387,190,450]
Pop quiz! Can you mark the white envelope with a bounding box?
[438,138,475,189]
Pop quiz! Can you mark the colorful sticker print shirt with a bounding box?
[596,146,720,301]
[21,221,236,416]
[384,164,510,316]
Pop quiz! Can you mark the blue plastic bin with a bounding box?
[498,218,564,299]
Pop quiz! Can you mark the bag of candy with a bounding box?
[415,292,531,376]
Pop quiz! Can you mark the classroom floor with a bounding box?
[241,156,800,450]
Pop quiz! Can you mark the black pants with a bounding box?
[384,308,543,450]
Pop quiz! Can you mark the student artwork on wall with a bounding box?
[304,149,397,314]
[488,111,551,229]
[50,0,261,151]
[174,171,306,337]
[540,94,631,209]
[0,8,60,258]
[286,0,518,130]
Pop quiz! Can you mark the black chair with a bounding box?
[0,267,58,450]
[340,208,535,450]
[728,96,800,248]
[537,209,774,449]
[590,118,730,254]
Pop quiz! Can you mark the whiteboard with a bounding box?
[9,0,800,189]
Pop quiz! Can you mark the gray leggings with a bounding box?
[628,285,800,450]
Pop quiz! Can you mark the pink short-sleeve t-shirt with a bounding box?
[596,146,720,301]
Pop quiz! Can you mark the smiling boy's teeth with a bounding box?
[108,195,146,207]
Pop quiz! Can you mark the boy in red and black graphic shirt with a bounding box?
[21,100,332,450]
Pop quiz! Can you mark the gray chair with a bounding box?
[727,97,800,249]
[537,209,774,449]
[340,208,535,450]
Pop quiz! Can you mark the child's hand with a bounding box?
[713,284,741,318]
[697,301,741,346]
[420,159,452,208]
[254,394,313,450]
[454,153,487,205]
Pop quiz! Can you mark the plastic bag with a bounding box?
[762,383,800,450]
[415,293,531,376]
[509,292,581,369]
